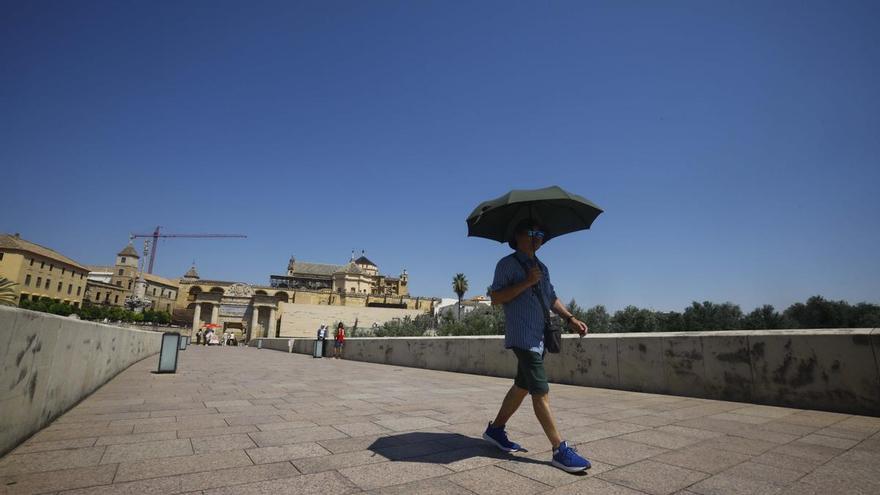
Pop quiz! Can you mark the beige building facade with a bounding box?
[0,233,89,307]
[270,253,409,297]
[87,244,179,312]
[176,255,435,340]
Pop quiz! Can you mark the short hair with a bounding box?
[508,218,543,250]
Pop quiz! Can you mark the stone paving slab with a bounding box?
[1,346,879,495]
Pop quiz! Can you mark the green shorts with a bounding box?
[512,348,549,395]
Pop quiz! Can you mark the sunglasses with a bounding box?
[527,230,545,239]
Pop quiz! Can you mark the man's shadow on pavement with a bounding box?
[366,432,587,476]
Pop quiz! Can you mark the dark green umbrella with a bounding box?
[466,186,603,244]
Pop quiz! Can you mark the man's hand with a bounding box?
[525,266,542,286]
[568,318,588,337]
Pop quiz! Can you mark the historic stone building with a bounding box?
[86,244,179,312]
[269,253,409,297]
[176,254,435,340]
[0,233,89,307]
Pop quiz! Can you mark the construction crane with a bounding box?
[129,226,247,274]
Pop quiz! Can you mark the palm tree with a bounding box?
[0,277,18,307]
[452,273,468,321]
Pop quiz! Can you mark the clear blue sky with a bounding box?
[2,1,878,313]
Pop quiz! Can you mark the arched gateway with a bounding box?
[188,282,280,341]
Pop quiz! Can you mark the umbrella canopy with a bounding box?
[466,185,603,243]
[203,323,221,329]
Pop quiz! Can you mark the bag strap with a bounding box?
[512,255,551,321]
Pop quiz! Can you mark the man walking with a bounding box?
[482,218,592,473]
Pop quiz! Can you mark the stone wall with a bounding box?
[276,303,429,339]
[254,329,880,416]
[248,337,296,353]
[0,307,162,456]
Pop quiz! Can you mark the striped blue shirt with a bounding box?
[488,251,558,354]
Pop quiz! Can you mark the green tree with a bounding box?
[851,303,880,327]
[612,305,659,333]
[48,302,73,316]
[438,305,505,336]
[452,273,468,321]
[655,311,684,332]
[566,299,584,320]
[30,297,53,313]
[682,301,743,331]
[783,296,852,329]
[583,305,612,333]
[0,277,18,306]
[374,315,434,337]
[154,311,171,325]
[741,305,786,330]
[107,307,126,322]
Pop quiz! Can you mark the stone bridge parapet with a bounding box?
[255,329,880,416]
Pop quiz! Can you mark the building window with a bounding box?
[96,292,101,301]
[128,281,132,290]
[61,267,65,275]
[152,288,156,296]
[29,258,34,266]
[118,269,124,275]
[40,262,44,269]
[67,284,73,295]
[57,281,62,292]
[36,276,42,287]
[116,281,121,287]
[49,264,54,272]
[45,278,50,289]
[25,274,31,286]
[114,295,119,304]
[166,304,170,311]
[77,286,81,296]
[0,252,3,261]
[121,257,126,264]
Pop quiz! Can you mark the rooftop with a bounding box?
[0,347,877,494]
[117,244,139,258]
[86,265,179,288]
[0,233,89,272]
[288,262,345,277]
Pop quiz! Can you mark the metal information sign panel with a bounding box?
[158,333,180,373]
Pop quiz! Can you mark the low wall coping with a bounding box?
[260,328,876,340]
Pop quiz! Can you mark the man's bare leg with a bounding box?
[491,385,529,427]
[532,392,562,449]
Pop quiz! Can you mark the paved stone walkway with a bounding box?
[1,346,879,495]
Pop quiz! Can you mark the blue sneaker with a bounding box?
[552,441,591,472]
[482,422,522,452]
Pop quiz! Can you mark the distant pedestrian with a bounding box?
[195,329,203,345]
[334,322,345,358]
[314,324,328,358]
